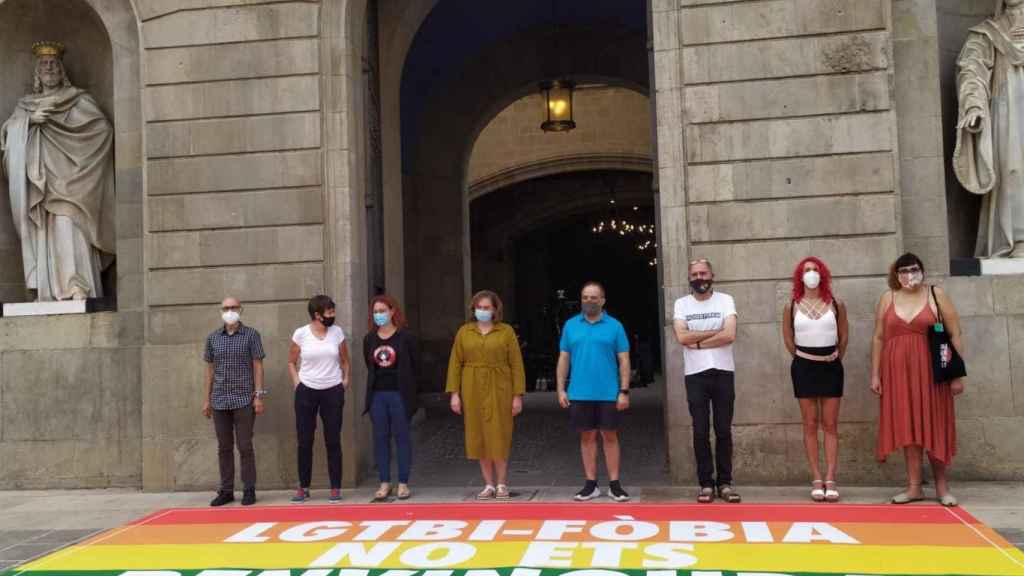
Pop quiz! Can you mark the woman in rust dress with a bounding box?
[870,253,965,506]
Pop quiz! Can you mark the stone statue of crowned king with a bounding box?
[0,41,115,301]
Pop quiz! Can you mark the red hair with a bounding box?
[367,294,406,331]
[791,256,834,304]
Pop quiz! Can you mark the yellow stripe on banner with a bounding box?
[18,541,1024,575]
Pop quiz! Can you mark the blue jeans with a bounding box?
[370,391,411,483]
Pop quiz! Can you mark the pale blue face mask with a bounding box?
[474,308,493,323]
[373,312,390,327]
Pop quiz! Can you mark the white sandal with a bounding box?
[496,484,511,499]
[824,480,840,503]
[476,485,496,500]
[811,480,825,502]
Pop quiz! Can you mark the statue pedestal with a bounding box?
[1,300,96,317]
[980,258,1024,276]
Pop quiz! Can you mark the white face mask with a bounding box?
[222,310,240,325]
[901,271,924,289]
[802,270,821,289]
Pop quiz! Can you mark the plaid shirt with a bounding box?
[204,323,266,410]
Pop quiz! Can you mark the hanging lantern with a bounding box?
[540,80,576,132]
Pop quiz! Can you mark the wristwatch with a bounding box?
[619,389,629,396]
[254,389,268,398]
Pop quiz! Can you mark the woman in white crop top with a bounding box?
[782,257,848,503]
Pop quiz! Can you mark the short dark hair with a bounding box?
[307,294,336,319]
[888,252,925,290]
[469,290,504,322]
[581,281,605,297]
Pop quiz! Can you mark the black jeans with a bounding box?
[294,383,344,489]
[685,368,735,488]
[213,405,256,491]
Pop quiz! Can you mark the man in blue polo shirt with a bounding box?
[557,281,631,502]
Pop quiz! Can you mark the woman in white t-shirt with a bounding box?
[287,294,351,503]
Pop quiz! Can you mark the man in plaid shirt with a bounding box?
[204,296,266,506]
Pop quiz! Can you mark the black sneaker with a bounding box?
[574,481,600,501]
[242,488,256,506]
[210,491,234,507]
[609,481,630,502]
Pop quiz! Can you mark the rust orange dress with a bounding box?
[876,298,957,464]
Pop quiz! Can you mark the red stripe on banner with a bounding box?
[135,502,979,526]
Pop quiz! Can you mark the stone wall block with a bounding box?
[148,225,324,269]
[147,262,324,306]
[952,417,1024,479]
[0,313,117,351]
[682,32,889,84]
[993,276,1024,315]
[148,188,324,232]
[142,3,318,48]
[1006,315,1024,417]
[690,196,896,242]
[145,76,320,122]
[693,237,898,284]
[681,0,884,46]
[733,323,796,424]
[686,72,890,124]
[148,150,322,196]
[955,316,1012,418]
[902,236,951,277]
[145,38,320,85]
[687,113,893,163]
[148,303,307,345]
[935,276,994,318]
[147,112,322,158]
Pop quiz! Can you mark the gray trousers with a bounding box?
[213,406,256,491]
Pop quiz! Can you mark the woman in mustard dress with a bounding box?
[446,290,526,499]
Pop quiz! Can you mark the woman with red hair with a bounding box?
[363,295,419,501]
[782,257,848,502]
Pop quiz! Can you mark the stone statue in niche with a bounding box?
[0,42,114,300]
[954,0,1024,259]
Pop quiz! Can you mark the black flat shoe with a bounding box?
[210,491,234,507]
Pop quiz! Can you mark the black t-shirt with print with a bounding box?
[369,332,399,391]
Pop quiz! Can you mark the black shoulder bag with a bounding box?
[928,285,967,384]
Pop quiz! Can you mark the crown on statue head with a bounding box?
[32,41,65,58]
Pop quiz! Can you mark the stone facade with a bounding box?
[0,0,1020,490]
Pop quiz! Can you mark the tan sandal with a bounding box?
[697,486,714,503]
[717,484,742,503]
[397,484,411,500]
[373,483,391,501]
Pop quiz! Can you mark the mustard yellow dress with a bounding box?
[445,322,526,460]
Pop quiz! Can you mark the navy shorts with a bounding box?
[570,400,620,431]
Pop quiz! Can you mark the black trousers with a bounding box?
[213,406,256,491]
[294,383,344,489]
[684,368,735,488]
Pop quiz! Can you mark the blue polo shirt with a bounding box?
[559,312,630,401]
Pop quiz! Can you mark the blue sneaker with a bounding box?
[290,487,309,503]
[329,488,343,504]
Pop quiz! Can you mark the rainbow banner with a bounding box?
[5,502,1024,576]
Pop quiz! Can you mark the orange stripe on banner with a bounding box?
[88,520,1004,548]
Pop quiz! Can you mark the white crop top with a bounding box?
[793,306,838,348]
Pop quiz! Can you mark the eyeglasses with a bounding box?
[221,305,241,311]
[896,266,922,275]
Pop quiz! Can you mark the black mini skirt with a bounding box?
[791,345,844,398]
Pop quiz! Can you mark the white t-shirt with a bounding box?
[673,291,737,376]
[292,324,346,389]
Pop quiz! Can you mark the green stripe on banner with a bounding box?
[0,568,1004,576]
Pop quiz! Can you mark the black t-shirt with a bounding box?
[369,331,400,391]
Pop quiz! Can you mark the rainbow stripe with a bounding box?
[6,503,1024,576]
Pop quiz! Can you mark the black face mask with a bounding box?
[581,302,602,316]
[690,279,713,294]
[320,315,336,327]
